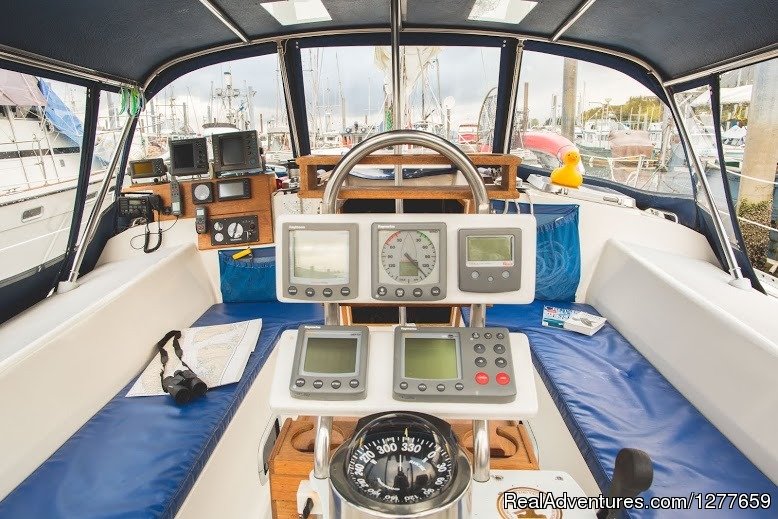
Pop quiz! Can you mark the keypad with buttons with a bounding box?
[393,326,516,403]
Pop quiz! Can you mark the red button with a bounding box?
[496,372,511,385]
[475,372,489,385]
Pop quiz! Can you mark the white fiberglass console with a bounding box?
[275,213,536,305]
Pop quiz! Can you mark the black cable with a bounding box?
[129,214,179,253]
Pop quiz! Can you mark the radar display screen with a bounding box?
[220,135,244,166]
[404,337,459,380]
[172,142,195,168]
[303,337,358,375]
[290,229,350,285]
[466,235,514,266]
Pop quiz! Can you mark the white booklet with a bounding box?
[126,319,263,397]
[542,306,606,336]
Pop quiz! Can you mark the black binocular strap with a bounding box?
[155,330,196,384]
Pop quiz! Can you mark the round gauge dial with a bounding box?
[345,415,455,505]
[193,183,211,201]
[380,230,437,284]
[227,222,243,239]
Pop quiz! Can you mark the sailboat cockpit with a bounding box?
[0,1,777,518]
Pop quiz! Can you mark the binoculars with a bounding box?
[162,369,208,404]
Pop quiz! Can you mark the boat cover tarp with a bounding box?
[37,79,83,147]
[0,70,46,106]
[0,301,324,519]
[1,1,776,84]
[465,301,778,518]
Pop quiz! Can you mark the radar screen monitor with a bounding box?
[393,326,516,403]
[372,222,446,302]
[290,325,369,400]
[280,222,359,301]
[129,158,167,180]
[169,137,209,176]
[212,130,260,175]
[458,228,522,293]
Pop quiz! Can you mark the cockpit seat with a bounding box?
[473,301,777,517]
[0,301,323,519]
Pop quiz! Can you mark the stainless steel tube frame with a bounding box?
[663,87,749,288]
[472,419,490,482]
[62,115,135,288]
[313,416,333,479]
[321,130,492,326]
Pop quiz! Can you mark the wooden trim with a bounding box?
[296,153,520,200]
[123,174,276,250]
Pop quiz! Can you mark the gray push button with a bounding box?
[395,288,405,297]
[313,380,323,389]
[323,288,333,297]
[349,379,360,388]
[413,288,423,298]
[288,286,298,295]
[495,357,507,368]
[399,381,408,390]
[472,332,480,339]
[418,383,428,392]
[484,332,493,339]
[431,287,441,296]
[331,380,341,389]
[295,378,305,387]
[471,271,479,279]
[496,332,505,340]
[493,344,506,354]
[305,288,315,297]
[377,286,387,296]
[475,357,487,367]
[502,270,510,278]
[340,287,351,296]
[455,382,464,391]
[474,343,486,353]
[436,384,446,392]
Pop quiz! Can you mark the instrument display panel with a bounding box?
[458,228,523,293]
[372,222,446,302]
[393,326,516,403]
[280,222,359,301]
[290,325,369,400]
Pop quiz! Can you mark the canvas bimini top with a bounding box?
[0,0,776,87]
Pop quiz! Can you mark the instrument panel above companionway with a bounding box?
[275,213,536,305]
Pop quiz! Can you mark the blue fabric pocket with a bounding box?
[218,247,277,303]
[491,201,581,301]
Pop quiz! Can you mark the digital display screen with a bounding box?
[220,135,245,166]
[466,235,514,266]
[290,230,350,285]
[172,143,195,169]
[131,161,154,177]
[404,337,459,379]
[218,181,247,199]
[303,337,358,374]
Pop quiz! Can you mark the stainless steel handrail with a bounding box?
[321,130,492,327]
[322,130,491,215]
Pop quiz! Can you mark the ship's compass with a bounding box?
[329,412,472,518]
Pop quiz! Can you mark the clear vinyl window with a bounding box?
[300,45,500,153]
[0,67,87,282]
[511,51,693,195]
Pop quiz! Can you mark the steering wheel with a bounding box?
[321,130,491,215]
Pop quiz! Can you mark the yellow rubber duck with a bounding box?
[550,149,583,188]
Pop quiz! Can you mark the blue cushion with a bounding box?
[0,302,323,519]
[468,302,777,518]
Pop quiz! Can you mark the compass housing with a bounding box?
[329,412,471,518]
